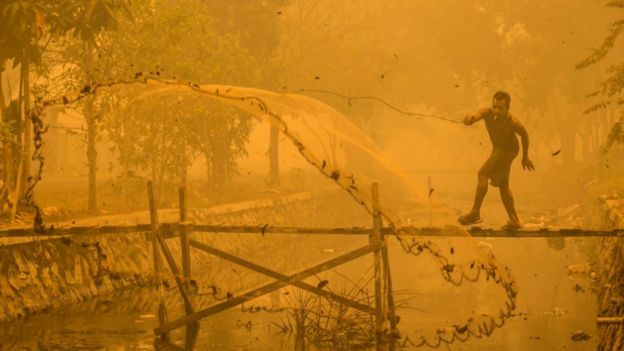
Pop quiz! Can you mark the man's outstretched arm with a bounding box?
[463,107,490,125]
[512,119,535,171]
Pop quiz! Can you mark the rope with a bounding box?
[298,88,463,124]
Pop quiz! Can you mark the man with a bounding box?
[458,91,534,230]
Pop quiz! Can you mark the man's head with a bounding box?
[491,91,511,118]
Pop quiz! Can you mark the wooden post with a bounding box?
[148,181,162,274]
[427,175,433,226]
[371,182,388,349]
[179,186,192,310]
[148,181,168,341]
[382,228,399,345]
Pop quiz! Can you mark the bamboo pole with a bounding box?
[148,181,168,341]
[148,181,162,275]
[381,219,398,340]
[154,233,194,313]
[179,186,191,310]
[1,224,622,239]
[371,182,388,350]
[178,184,197,351]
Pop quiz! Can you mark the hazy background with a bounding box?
[1,0,623,222]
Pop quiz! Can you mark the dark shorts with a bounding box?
[478,148,518,187]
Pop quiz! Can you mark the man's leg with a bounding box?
[470,173,489,216]
[499,180,520,224]
[459,173,488,224]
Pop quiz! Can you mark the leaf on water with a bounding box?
[570,330,591,342]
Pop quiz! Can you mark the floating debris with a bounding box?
[570,330,591,342]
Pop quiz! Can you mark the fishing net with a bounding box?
[37,77,518,348]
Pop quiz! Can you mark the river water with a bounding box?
[0,234,598,351]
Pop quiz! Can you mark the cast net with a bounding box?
[38,78,518,348]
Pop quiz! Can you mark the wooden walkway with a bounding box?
[1,222,621,238]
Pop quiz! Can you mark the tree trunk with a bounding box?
[268,120,279,186]
[86,98,98,215]
[204,149,212,188]
[83,43,98,215]
[0,61,12,211]
[20,49,31,198]
[210,138,228,186]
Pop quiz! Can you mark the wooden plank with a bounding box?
[371,183,388,346]
[597,317,624,325]
[0,224,152,238]
[156,234,194,314]
[1,223,623,238]
[155,242,382,334]
[382,227,398,336]
[189,239,375,314]
[148,181,168,341]
[148,182,162,275]
[179,186,192,312]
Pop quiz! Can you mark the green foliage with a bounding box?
[584,101,612,114]
[607,0,624,8]
[576,1,624,153]
[0,0,130,66]
[605,116,624,149]
[577,20,624,70]
[64,0,279,190]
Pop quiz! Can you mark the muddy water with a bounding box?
[0,234,597,351]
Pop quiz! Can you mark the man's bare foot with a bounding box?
[501,220,522,231]
[458,212,483,225]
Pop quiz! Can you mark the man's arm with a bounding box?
[463,107,490,125]
[512,118,535,171]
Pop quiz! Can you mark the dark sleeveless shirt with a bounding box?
[483,110,519,153]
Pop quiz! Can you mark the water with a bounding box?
[0,236,598,351]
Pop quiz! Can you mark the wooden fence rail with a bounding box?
[1,223,623,239]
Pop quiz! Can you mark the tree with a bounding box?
[0,0,130,218]
[577,0,624,152]
[84,0,263,203]
[201,0,288,186]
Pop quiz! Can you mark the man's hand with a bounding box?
[463,108,489,125]
[522,157,535,171]
[463,115,476,125]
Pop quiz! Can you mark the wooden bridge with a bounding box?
[2,181,622,350]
